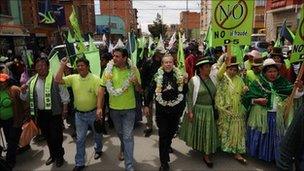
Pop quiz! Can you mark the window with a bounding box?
[256,0,266,6]
[255,14,265,22]
[0,0,10,16]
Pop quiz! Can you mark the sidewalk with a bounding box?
[13,121,276,171]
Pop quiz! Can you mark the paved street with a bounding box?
[12,119,277,171]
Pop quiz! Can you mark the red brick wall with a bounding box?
[180,11,200,29]
[100,0,136,32]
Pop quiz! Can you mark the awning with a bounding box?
[0,25,30,37]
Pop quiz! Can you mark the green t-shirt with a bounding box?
[63,73,100,111]
[0,90,13,120]
[101,66,141,110]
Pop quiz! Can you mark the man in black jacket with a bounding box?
[277,105,304,170]
[144,54,187,171]
[141,48,165,137]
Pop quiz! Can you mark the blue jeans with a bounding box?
[110,109,136,171]
[75,110,103,166]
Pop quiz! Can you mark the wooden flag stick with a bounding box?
[284,62,304,120]
[226,44,232,65]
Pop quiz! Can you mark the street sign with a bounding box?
[290,7,304,63]
[211,0,254,47]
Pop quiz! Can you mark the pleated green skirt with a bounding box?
[179,104,218,155]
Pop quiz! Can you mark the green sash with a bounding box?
[29,72,53,115]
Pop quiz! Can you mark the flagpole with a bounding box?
[284,63,304,120]
[227,44,232,65]
[56,24,71,60]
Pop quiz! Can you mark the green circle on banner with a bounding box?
[214,0,248,30]
[300,18,304,41]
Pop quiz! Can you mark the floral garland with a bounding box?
[155,66,184,107]
[104,59,136,96]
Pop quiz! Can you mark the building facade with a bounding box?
[180,11,200,40]
[0,0,28,56]
[166,24,180,38]
[99,0,138,34]
[254,0,266,34]
[266,0,303,41]
[200,0,211,39]
[95,15,125,40]
[22,0,96,50]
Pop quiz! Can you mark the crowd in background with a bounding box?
[0,37,303,171]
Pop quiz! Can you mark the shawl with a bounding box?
[243,74,293,110]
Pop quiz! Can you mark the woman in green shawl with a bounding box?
[243,58,304,162]
[215,56,248,164]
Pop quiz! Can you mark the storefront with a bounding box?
[0,25,29,57]
[266,0,303,42]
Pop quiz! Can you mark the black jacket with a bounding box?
[144,70,187,115]
[277,105,304,170]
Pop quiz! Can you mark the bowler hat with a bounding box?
[226,56,239,67]
[195,57,214,67]
[262,58,281,70]
[270,47,283,58]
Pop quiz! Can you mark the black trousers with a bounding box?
[155,110,182,164]
[0,118,22,165]
[37,110,64,160]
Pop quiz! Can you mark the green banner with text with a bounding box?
[290,7,304,63]
[211,0,254,47]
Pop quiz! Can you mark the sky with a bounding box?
[133,0,201,33]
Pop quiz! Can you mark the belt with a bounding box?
[75,108,96,114]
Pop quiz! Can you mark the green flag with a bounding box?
[290,6,304,63]
[49,51,60,75]
[148,36,154,58]
[204,25,213,48]
[26,51,33,68]
[127,32,138,65]
[69,6,86,54]
[231,44,244,63]
[88,35,98,52]
[274,37,283,48]
[85,50,100,76]
[67,30,75,43]
[38,0,55,24]
[177,32,185,72]
[138,37,147,59]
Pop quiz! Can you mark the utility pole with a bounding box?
[108,0,111,43]
[186,0,189,40]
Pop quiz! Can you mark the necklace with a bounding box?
[104,59,136,96]
[155,67,184,107]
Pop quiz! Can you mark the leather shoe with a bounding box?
[203,157,213,168]
[159,162,169,171]
[144,128,153,137]
[73,165,85,171]
[56,158,64,167]
[45,157,54,165]
[168,147,173,153]
[94,151,102,160]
